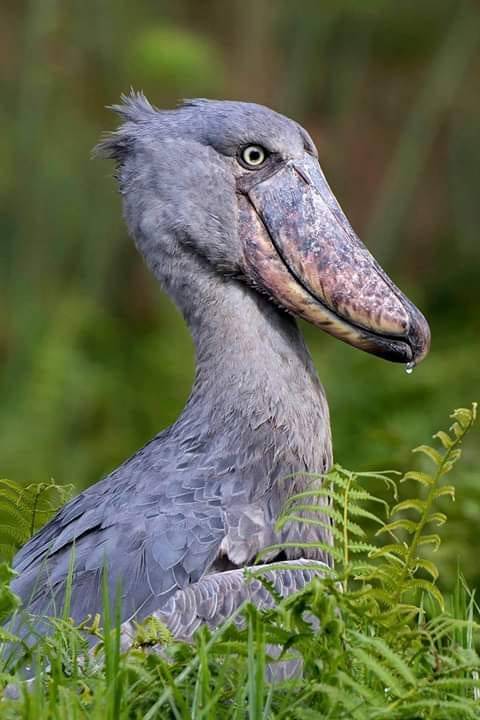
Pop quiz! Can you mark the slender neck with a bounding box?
[190,282,319,416]
[156,252,332,470]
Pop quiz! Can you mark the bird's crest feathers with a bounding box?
[94,91,214,164]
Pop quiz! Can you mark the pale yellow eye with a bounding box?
[240,145,267,168]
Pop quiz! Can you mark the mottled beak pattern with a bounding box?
[239,154,430,365]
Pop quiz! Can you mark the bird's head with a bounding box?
[97,93,430,365]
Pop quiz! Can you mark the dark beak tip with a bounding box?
[408,309,431,365]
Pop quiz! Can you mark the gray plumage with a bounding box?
[10,94,430,640]
[120,558,327,645]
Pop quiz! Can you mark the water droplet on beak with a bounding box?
[405,361,415,375]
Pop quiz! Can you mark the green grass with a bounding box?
[0,406,479,718]
[1,0,479,591]
[0,4,479,715]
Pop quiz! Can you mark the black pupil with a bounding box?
[248,148,261,163]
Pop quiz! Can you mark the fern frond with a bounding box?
[369,543,409,561]
[376,518,418,535]
[0,477,73,559]
[403,578,444,609]
[417,533,441,551]
[390,498,426,515]
[434,430,455,449]
[391,698,478,719]
[401,470,434,486]
[277,502,344,527]
[427,511,447,526]
[434,484,456,499]
[413,558,439,581]
[348,542,378,554]
[350,646,408,698]
[412,444,443,466]
[336,669,385,705]
[350,632,417,687]
[376,404,477,618]
[283,515,346,542]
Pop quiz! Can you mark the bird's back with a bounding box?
[11,430,228,627]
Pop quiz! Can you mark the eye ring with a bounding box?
[239,144,268,169]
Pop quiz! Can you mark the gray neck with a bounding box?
[156,251,332,473]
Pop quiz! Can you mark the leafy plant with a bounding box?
[0,479,73,562]
[0,406,479,719]
[275,404,476,619]
[249,403,480,717]
[371,404,478,617]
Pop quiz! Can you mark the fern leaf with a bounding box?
[353,570,400,595]
[439,450,463,476]
[450,420,464,439]
[343,504,387,525]
[431,677,480,691]
[402,579,444,609]
[348,542,378,554]
[281,488,334,507]
[427,512,447,526]
[433,430,455,449]
[132,616,173,647]
[277,503,344,527]
[345,487,390,506]
[0,562,20,624]
[417,534,441,552]
[0,477,73,557]
[342,519,367,538]
[0,503,30,531]
[433,485,455,500]
[428,616,480,642]
[376,604,420,625]
[369,543,409,561]
[283,514,346,542]
[413,558,439,581]
[365,587,399,607]
[0,526,27,545]
[412,444,443,466]
[452,404,477,428]
[376,519,418,536]
[351,632,417,687]
[351,646,407,698]
[0,483,23,505]
[396,699,478,719]
[336,670,385,705]
[390,498,426,516]
[373,472,399,498]
[401,470,434,486]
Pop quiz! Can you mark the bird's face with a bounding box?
[100,95,430,365]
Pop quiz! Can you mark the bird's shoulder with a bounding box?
[12,434,228,615]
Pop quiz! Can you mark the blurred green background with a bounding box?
[0,1,479,585]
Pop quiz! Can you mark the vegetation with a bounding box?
[1,1,479,716]
[0,406,478,718]
[1,0,479,588]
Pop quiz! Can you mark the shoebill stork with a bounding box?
[11,94,430,642]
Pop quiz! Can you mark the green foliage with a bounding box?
[0,1,479,713]
[272,405,476,636]
[1,0,479,590]
[0,479,73,562]
[130,615,173,649]
[0,564,20,644]
[0,406,479,718]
